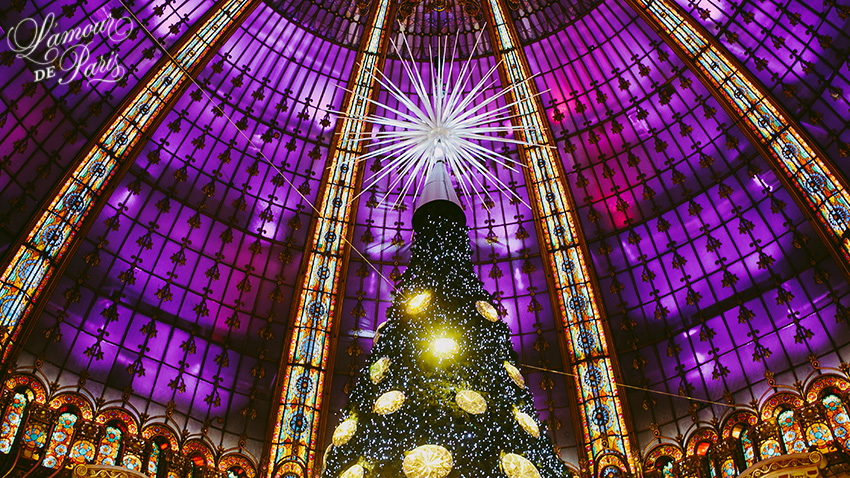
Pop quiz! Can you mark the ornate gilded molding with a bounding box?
[73,464,149,478]
[739,452,825,478]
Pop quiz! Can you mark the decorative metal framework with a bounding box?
[481,0,634,472]
[265,0,395,475]
[624,0,850,275]
[0,0,256,364]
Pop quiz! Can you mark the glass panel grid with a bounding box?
[0,0,254,363]
[631,0,850,266]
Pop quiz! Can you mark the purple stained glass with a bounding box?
[670,0,850,177]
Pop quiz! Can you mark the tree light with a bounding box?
[431,337,458,359]
[407,291,432,313]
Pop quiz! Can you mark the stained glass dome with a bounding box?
[0,0,849,477]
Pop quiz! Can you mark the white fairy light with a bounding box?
[334,26,549,209]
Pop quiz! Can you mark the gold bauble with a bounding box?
[374,322,387,346]
[455,390,487,414]
[374,391,405,415]
[500,453,541,478]
[322,444,333,471]
[340,464,365,478]
[370,357,390,384]
[504,362,526,388]
[476,301,499,322]
[407,292,432,313]
[513,410,540,438]
[332,418,357,445]
[402,445,453,478]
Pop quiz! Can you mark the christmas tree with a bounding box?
[322,160,572,478]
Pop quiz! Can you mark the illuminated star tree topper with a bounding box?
[336,27,551,210]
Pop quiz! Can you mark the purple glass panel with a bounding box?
[671,0,850,179]
[525,0,850,453]
[0,0,210,247]
[19,4,356,463]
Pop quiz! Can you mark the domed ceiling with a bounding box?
[0,0,848,474]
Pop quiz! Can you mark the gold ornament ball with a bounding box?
[340,464,365,478]
[374,391,405,415]
[322,444,333,471]
[402,445,453,478]
[504,361,526,388]
[455,390,487,414]
[475,300,499,322]
[500,453,541,478]
[332,418,357,446]
[370,357,390,384]
[374,321,387,346]
[407,291,432,313]
[513,410,540,438]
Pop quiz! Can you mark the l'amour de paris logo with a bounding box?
[6,11,133,84]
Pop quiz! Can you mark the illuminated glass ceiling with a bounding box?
[1,0,848,469]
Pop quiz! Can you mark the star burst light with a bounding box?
[335,27,550,209]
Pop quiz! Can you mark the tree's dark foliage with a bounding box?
[322,209,572,478]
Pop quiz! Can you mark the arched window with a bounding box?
[0,389,34,453]
[777,409,807,453]
[226,466,248,478]
[599,465,622,478]
[804,421,833,448]
[758,439,781,459]
[661,461,674,478]
[123,453,143,472]
[652,457,676,478]
[147,446,160,478]
[147,437,169,478]
[43,411,78,469]
[740,429,755,468]
[719,459,735,478]
[69,436,96,464]
[96,424,124,466]
[730,423,755,470]
[189,453,206,478]
[707,450,717,478]
[822,394,850,451]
